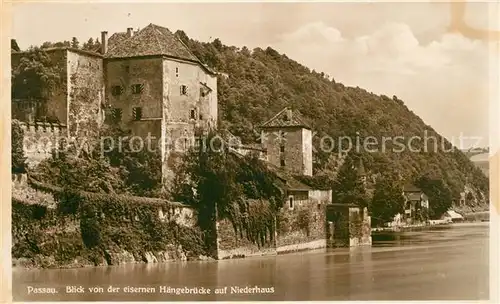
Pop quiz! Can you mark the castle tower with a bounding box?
[259,107,312,176]
[102,24,218,186]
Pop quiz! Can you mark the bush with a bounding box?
[12,120,26,173]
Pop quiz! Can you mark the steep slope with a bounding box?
[175,31,488,209]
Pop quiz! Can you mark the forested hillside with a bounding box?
[174,31,489,208]
[13,29,489,209]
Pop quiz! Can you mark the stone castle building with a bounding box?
[12,23,218,182]
[12,24,372,251]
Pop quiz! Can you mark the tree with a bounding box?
[370,176,405,227]
[82,38,95,51]
[415,175,453,219]
[54,41,71,48]
[99,126,163,197]
[40,41,54,49]
[11,48,62,100]
[171,130,282,222]
[332,152,369,207]
[71,37,79,49]
[94,38,101,52]
[212,38,223,51]
[12,120,27,173]
[11,39,20,52]
[33,125,163,197]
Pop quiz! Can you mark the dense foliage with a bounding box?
[33,126,163,198]
[370,175,405,227]
[175,31,489,207]
[12,120,27,173]
[11,47,62,101]
[12,183,206,267]
[332,153,369,207]
[415,175,453,219]
[171,130,284,248]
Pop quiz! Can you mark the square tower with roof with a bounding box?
[259,107,313,176]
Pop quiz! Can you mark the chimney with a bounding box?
[101,31,108,54]
[127,27,134,38]
[285,108,292,121]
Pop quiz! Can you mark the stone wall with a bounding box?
[157,204,197,228]
[12,176,203,268]
[12,173,56,207]
[326,204,372,248]
[216,218,276,259]
[162,58,217,128]
[105,57,163,126]
[276,197,327,250]
[216,196,330,259]
[19,122,67,168]
[161,58,217,186]
[67,50,104,139]
[349,207,372,246]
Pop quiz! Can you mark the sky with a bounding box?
[11,2,498,149]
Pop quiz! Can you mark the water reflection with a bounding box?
[13,223,489,301]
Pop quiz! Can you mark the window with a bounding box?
[200,87,207,97]
[180,85,188,95]
[131,84,144,94]
[280,145,285,153]
[111,85,123,96]
[125,65,130,73]
[132,107,142,121]
[190,109,196,120]
[278,131,287,142]
[111,108,122,122]
[175,67,179,77]
[199,114,203,120]
[280,159,286,167]
[289,197,294,209]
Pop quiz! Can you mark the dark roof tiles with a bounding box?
[260,107,311,130]
[105,23,199,62]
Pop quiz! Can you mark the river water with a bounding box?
[12,222,489,301]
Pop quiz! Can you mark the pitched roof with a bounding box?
[403,184,422,193]
[105,23,199,62]
[260,107,311,130]
[406,192,422,201]
[108,32,129,51]
[265,162,313,191]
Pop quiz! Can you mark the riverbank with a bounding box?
[12,223,489,301]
